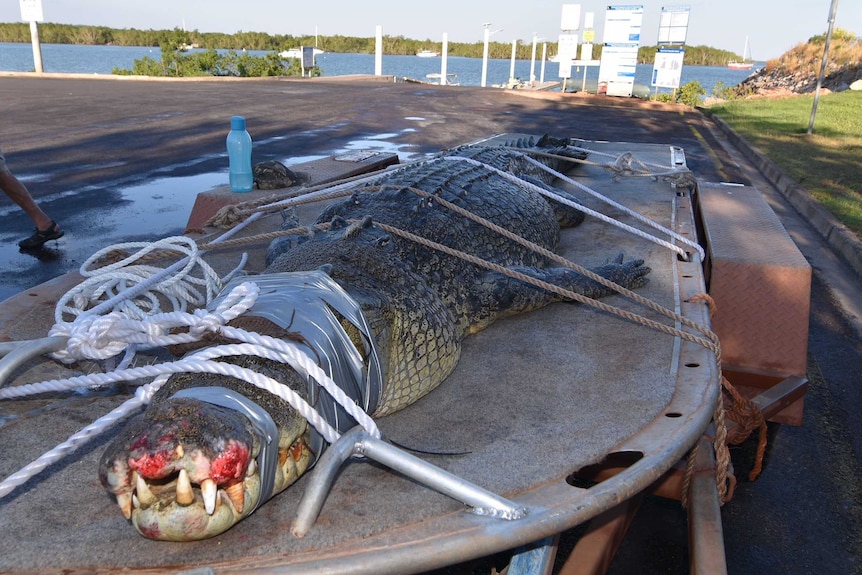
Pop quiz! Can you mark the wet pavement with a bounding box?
[0,74,740,303]
[1,74,861,574]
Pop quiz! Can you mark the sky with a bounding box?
[2,0,860,60]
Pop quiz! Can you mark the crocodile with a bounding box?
[98,136,651,541]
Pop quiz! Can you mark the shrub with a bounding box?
[712,81,737,100]
[114,45,310,77]
[678,80,706,107]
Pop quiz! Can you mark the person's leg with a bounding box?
[0,146,63,248]
[0,169,54,231]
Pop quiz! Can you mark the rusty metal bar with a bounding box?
[508,536,559,575]
[557,492,646,575]
[727,376,808,431]
[688,432,728,575]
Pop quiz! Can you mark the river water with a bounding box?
[0,42,760,96]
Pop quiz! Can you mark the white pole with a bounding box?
[529,33,537,84]
[481,24,491,87]
[29,21,43,73]
[540,43,547,83]
[509,39,517,82]
[375,25,383,76]
[808,0,840,134]
[440,33,448,86]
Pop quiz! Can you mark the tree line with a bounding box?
[0,22,746,64]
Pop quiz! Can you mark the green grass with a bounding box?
[708,91,862,237]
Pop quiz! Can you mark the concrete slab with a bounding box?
[185,152,399,232]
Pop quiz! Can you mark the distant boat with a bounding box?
[279,47,324,59]
[416,49,439,58]
[728,36,753,70]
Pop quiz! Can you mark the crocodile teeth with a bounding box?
[246,458,257,478]
[201,478,217,515]
[117,493,132,519]
[225,482,245,513]
[176,469,194,506]
[134,472,156,507]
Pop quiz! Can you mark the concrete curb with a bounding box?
[710,114,862,280]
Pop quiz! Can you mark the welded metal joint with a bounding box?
[291,426,528,538]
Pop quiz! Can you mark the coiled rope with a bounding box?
[0,281,380,499]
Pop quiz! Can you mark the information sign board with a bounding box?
[561,4,581,30]
[598,6,643,97]
[598,43,639,97]
[602,5,643,44]
[651,48,685,88]
[557,33,579,79]
[658,6,690,45]
[19,0,43,22]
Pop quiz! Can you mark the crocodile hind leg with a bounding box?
[464,254,650,335]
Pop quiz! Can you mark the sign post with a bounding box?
[651,48,685,94]
[598,5,643,97]
[557,4,581,92]
[653,6,691,100]
[19,0,44,73]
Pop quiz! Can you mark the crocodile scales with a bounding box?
[98,135,651,541]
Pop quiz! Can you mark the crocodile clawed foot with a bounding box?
[592,253,651,292]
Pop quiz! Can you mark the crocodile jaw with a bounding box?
[100,398,313,541]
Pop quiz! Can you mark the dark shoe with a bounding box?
[18,221,64,249]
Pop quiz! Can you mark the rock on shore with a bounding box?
[731,34,861,98]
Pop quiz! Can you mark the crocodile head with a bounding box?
[99,395,312,541]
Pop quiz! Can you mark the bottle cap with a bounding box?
[231,116,246,130]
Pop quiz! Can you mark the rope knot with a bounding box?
[187,282,259,338]
[53,312,131,362]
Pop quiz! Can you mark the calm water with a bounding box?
[0,42,760,96]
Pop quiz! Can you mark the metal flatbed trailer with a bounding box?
[0,135,808,574]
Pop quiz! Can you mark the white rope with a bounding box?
[566,144,673,171]
[255,169,401,213]
[0,339,378,438]
[2,204,391,498]
[12,280,378,438]
[47,236,242,365]
[49,279,259,363]
[517,153,705,261]
[0,329,381,500]
[52,236,225,325]
[206,211,264,243]
[442,156,691,260]
[188,332,381,440]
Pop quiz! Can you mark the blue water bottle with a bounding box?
[226,115,253,192]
